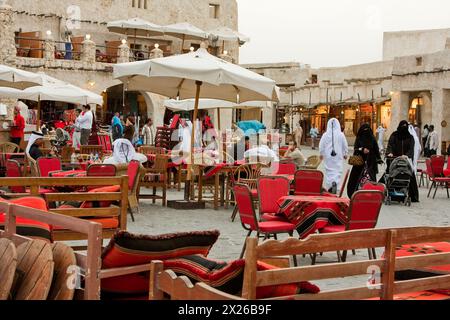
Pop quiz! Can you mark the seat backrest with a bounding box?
[0,142,20,154]
[6,160,26,193]
[80,145,103,157]
[233,184,259,230]
[139,146,166,155]
[304,156,321,169]
[87,164,117,177]
[361,181,387,195]
[274,162,296,175]
[294,170,323,196]
[153,154,169,172]
[426,159,433,177]
[235,164,265,190]
[430,155,445,177]
[37,157,62,177]
[98,135,112,152]
[127,160,141,191]
[346,190,384,231]
[61,146,75,163]
[258,176,290,215]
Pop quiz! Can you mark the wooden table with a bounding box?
[277,195,350,239]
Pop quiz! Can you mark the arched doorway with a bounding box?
[101,84,151,124]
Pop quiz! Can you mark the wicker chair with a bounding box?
[0,142,20,154]
[300,155,322,170]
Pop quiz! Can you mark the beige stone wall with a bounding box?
[383,28,450,61]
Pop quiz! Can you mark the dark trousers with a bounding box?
[10,137,21,146]
[80,129,91,146]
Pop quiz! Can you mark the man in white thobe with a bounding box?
[319,118,349,194]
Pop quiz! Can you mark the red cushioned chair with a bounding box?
[98,134,113,155]
[6,160,54,195]
[294,170,324,196]
[37,157,62,177]
[87,164,117,177]
[444,157,450,177]
[273,162,296,175]
[258,176,290,222]
[233,183,297,263]
[361,181,387,198]
[319,190,385,263]
[427,157,450,199]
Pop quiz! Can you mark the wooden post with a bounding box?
[84,223,103,300]
[381,230,397,300]
[241,237,258,299]
[149,261,165,300]
[36,97,41,130]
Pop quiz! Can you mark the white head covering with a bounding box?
[110,139,140,164]
[25,131,44,156]
[408,124,422,172]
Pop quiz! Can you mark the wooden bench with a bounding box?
[149,227,450,300]
[0,177,129,241]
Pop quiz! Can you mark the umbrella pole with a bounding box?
[184,80,202,201]
[182,34,185,53]
[36,97,41,130]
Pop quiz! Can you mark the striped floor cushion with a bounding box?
[100,230,220,298]
[0,197,52,242]
[164,255,320,299]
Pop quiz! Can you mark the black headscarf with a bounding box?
[356,123,376,149]
[397,120,411,140]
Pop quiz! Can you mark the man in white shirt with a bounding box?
[72,109,82,149]
[78,105,93,146]
[426,125,439,156]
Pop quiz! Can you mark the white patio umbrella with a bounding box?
[114,43,278,200]
[0,75,103,129]
[0,64,44,89]
[107,18,165,53]
[163,22,209,51]
[208,26,250,53]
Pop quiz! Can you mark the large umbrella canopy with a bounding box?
[0,64,44,89]
[107,18,165,38]
[114,46,278,103]
[164,98,272,112]
[163,22,209,41]
[0,75,103,105]
[208,26,250,43]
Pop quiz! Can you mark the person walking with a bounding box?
[141,118,155,146]
[376,124,386,153]
[422,125,429,157]
[427,125,439,157]
[294,122,303,147]
[347,124,382,198]
[78,105,93,146]
[10,106,25,148]
[310,124,319,150]
[409,124,422,173]
[72,109,82,149]
[111,112,124,141]
[319,118,349,194]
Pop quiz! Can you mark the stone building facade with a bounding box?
[244,28,450,152]
[0,0,240,142]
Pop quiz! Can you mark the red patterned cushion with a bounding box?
[164,255,320,299]
[0,197,52,242]
[81,185,121,209]
[100,230,220,297]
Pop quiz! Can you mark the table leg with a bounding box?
[214,173,219,210]
[220,173,225,208]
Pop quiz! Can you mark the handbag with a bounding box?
[348,155,364,166]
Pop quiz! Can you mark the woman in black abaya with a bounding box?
[347,124,382,198]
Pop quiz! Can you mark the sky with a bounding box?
[237,0,450,67]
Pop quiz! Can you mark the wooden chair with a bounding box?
[127,160,144,220]
[257,176,291,222]
[26,155,39,177]
[189,165,223,210]
[300,155,322,170]
[0,142,20,154]
[139,155,168,206]
[37,157,62,177]
[60,146,75,163]
[11,239,54,300]
[0,238,17,300]
[80,145,103,158]
[138,146,166,155]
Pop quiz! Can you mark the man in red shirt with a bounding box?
[10,106,25,148]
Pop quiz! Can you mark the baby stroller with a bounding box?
[383,157,414,206]
[50,128,71,154]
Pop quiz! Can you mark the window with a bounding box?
[131,0,147,9]
[131,0,136,7]
[416,56,423,66]
[209,4,219,19]
[311,74,318,84]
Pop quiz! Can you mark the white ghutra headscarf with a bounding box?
[25,131,44,156]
